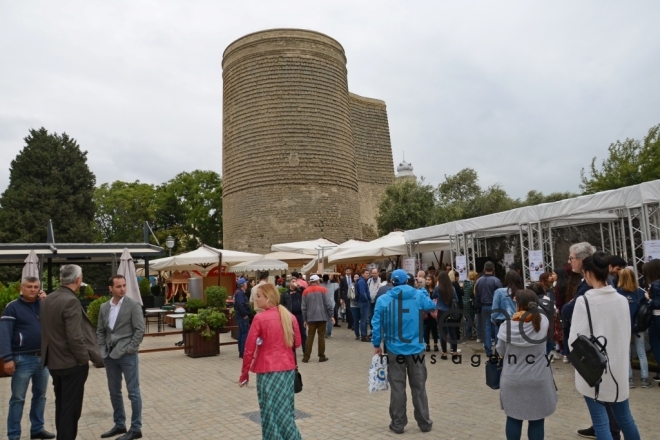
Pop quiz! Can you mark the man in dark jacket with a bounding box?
[339,267,354,329]
[356,269,371,341]
[0,277,55,440]
[233,278,252,358]
[41,264,103,440]
[474,261,502,357]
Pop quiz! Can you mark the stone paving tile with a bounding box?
[1,324,657,439]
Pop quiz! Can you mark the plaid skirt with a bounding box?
[256,370,301,440]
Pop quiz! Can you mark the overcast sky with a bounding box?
[1,1,658,199]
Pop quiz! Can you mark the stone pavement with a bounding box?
[1,323,656,439]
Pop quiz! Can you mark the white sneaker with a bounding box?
[476,338,482,343]
[548,353,555,363]
[562,356,569,363]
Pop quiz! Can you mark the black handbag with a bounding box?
[485,356,503,390]
[568,295,616,401]
[293,347,302,394]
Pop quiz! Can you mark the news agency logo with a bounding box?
[380,292,555,354]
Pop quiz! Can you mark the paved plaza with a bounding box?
[1,324,656,439]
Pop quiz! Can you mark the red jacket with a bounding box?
[240,307,301,382]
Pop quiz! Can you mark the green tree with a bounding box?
[154,170,223,252]
[580,123,660,194]
[94,181,157,242]
[0,128,96,243]
[520,190,577,206]
[376,179,436,235]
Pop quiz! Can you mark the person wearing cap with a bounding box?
[372,269,437,434]
[301,274,334,362]
[234,278,253,358]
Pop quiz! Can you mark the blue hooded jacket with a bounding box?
[372,284,436,355]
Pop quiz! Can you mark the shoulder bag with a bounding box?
[568,295,617,401]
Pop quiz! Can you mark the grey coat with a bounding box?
[496,315,557,421]
[97,296,145,359]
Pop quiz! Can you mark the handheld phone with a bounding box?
[240,380,248,387]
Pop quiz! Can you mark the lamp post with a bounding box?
[166,235,175,256]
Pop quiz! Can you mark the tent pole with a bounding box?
[627,209,639,280]
[599,224,605,251]
[609,222,616,256]
[548,226,555,272]
[519,225,527,288]
[620,217,628,262]
[217,252,223,286]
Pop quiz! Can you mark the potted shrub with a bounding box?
[185,298,206,313]
[205,286,230,333]
[78,284,97,311]
[0,282,20,377]
[182,308,228,358]
[140,278,154,309]
[151,284,165,309]
[87,296,111,328]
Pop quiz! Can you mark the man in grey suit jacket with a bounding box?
[41,264,104,440]
[97,275,145,440]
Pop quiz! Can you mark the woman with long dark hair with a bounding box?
[643,258,660,383]
[423,275,439,352]
[433,271,459,360]
[492,271,523,332]
[497,289,557,440]
[569,252,640,440]
[551,267,568,357]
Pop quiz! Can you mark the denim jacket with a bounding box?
[491,288,516,324]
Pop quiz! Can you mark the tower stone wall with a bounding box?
[222,29,394,253]
[349,93,394,239]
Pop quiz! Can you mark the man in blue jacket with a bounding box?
[355,269,371,342]
[0,277,55,440]
[233,278,252,358]
[372,269,437,434]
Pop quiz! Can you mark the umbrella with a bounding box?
[328,231,450,265]
[301,239,366,274]
[263,252,314,268]
[228,259,288,273]
[22,250,40,281]
[117,248,143,306]
[148,245,262,273]
[270,238,338,255]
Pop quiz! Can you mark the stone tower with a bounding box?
[222,29,361,253]
[350,93,394,239]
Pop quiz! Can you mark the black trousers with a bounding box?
[49,364,89,440]
[344,298,354,327]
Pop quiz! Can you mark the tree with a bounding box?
[154,170,223,252]
[580,123,660,194]
[520,190,577,206]
[0,128,96,243]
[376,179,436,236]
[94,181,157,242]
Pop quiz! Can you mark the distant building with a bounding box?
[396,157,416,182]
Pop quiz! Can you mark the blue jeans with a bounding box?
[629,332,648,380]
[351,307,361,337]
[505,417,544,440]
[649,316,660,375]
[238,316,250,357]
[359,302,370,338]
[7,355,49,440]
[583,397,640,440]
[104,353,142,431]
[481,307,496,356]
[326,318,333,336]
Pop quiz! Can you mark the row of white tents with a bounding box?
[143,232,452,277]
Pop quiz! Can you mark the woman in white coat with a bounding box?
[568,252,640,440]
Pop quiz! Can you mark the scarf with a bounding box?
[511,311,534,322]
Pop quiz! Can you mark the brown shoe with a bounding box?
[319,356,329,362]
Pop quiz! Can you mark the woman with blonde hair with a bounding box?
[239,283,302,439]
[617,267,650,388]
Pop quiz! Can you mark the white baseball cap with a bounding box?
[309,274,321,282]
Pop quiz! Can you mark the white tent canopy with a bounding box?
[148,245,262,273]
[228,259,288,273]
[405,180,660,243]
[271,238,339,255]
[329,231,450,265]
[301,239,367,274]
[117,248,142,306]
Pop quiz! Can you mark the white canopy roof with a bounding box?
[301,239,368,274]
[405,180,660,243]
[329,231,451,264]
[228,259,288,273]
[271,238,339,255]
[148,245,262,273]
[117,248,142,306]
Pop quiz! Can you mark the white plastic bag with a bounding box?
[368,354,389,393]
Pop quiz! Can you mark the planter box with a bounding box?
[153,296,165,309]
[218,308,231,334]
[141,296,155,309]
[184,331,220,358]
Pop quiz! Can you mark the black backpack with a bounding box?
[634,298,653,334]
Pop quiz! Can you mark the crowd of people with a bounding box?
[2,243,658,439]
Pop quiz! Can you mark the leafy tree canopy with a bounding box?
[376,179,436,236]
[94,181,157,242]
[0,127,96,242]
[580,123,660,194]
